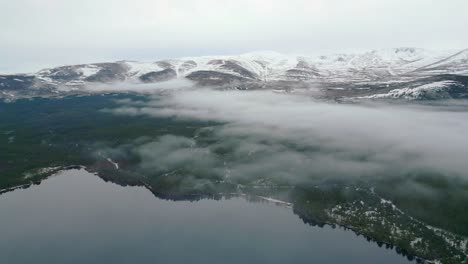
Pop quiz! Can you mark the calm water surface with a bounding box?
[0,169,412,264]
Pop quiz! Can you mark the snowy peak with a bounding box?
[414,48,468,75]
[29,47,466,86]
[361,80,467,100]
[1,47,468,101]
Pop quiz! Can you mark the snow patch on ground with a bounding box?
[125,61,163,76]
[79,65,100,77]
[106,158,119,170]
[23,166,62,179]
[360,81,462,100]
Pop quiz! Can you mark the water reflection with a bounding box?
[0,169,412,264]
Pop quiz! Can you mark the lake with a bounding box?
[0,169,412,264]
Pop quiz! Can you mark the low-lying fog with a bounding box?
[100,85,468,187]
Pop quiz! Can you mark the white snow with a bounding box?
[22,166,61,179]
[79,65,100,77]
[124,61,163,76]
[410,237,422,247]
[380,198,404,214]
[6,47,467,91]
[176,51,299,81]
[416,48,468,71]
[106,158,119,170]
[361,81,461,100]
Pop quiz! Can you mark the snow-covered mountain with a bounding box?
[359,80,468,100]
[1,48,468,101]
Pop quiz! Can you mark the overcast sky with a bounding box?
[1,0,468,73]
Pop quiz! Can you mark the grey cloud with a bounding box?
[2,0,468,72]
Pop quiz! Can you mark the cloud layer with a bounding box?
[2,0,468,73]
[104,89,468,186]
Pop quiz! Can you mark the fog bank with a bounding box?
[106,89,468,184]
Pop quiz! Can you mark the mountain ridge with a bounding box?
[1,47,468,101]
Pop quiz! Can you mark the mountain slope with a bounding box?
[1,48,467,101]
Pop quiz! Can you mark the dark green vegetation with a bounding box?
[1,95,467,263]
[0,95,211,189]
